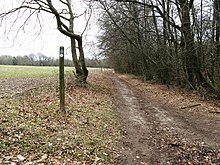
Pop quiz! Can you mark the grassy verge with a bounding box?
[0,72,121,164]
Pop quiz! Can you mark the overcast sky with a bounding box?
[0,0,100,59]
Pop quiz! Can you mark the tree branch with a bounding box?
[115,0,181,30]
[46,0,81,41]
[98,0,157,65]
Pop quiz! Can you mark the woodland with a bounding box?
[97,0,220,98]
[1,0,220,95]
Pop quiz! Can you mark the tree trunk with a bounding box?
[70,37,88,84]
[179,0,200,88]
[78,37,88,83]
[46,0,89,84]
[215,0,220,57]
[70,38,81,77]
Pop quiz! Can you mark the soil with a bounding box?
[0,77,57,98]
[1,73,220,164]
[111,73,220,164]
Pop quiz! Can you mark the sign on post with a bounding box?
[59,46,65,112]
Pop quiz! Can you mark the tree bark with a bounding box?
[46,0,88,83]
[179,0,199,87]
[78,37,89,83]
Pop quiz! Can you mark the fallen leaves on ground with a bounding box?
[117,74,220,164]
[0,72,121,164]
[119,74,220,118]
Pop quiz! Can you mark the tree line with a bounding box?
[97,0,220,98]
[0,54,109,68]
[0,54,72,66]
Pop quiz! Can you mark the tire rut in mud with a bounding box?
[112,77,164,164]
[112,75,220,165]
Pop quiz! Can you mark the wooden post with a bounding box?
[59,46,65,112]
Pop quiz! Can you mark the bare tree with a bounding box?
[0,0,89,83]
[97,0,220,97]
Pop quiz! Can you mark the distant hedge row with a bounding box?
[0,54,111,68]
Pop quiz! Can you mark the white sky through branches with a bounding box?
[0,0,99,59]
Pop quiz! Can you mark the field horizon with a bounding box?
[0,65,108,79]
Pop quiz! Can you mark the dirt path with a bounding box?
[112,74,220,164]
[1,73,220,164]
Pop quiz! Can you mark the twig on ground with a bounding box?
[67,93,74,102]
[180,103,201,109]
[209,111,220,114]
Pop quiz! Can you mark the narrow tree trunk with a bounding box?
[78,37,88,83]
[68,2,88,83]
[70,37,82,77]
[179,0,200,88]
[70,37,88,83]
[215,0,220,56]
[215,0,220,72]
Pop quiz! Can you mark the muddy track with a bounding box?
[112,74,220,164]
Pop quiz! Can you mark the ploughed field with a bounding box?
[0,65,104,98]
